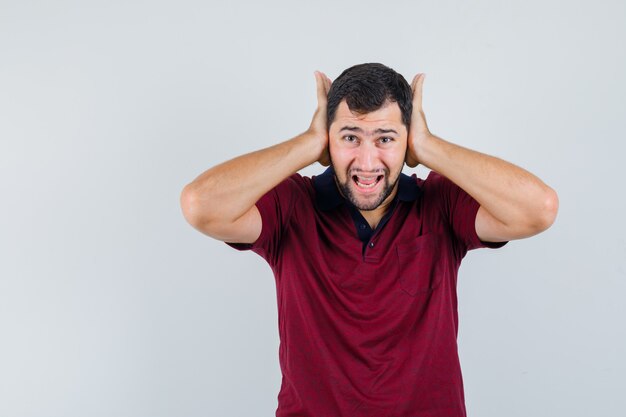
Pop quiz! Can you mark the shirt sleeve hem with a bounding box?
[469,199,509,250]
[224,197,274,253]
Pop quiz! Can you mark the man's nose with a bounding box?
[355,141,379,171]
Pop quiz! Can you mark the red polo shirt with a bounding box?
[227,167,506,417]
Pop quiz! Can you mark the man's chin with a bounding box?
[348,191,385,211]
[354,203,382,211]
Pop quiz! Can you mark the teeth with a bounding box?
[357,181,377,188]
[355,176,379,188]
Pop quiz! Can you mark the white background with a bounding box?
[1,0,624,416]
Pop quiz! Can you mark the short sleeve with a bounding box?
[225,173,306,265]
[425,171,507,252]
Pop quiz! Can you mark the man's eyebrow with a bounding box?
[339,126,399,135]
[375,128,399,135]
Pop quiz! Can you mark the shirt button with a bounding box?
[369,242,375,248]
[359,224,367,230]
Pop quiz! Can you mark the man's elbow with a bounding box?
[180,184,209,230]
[180,185,249,241]
[533,186,559,234]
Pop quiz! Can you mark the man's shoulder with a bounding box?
[418,170,458,194]
[422,169,445,185]
[271,172,315,202]
[406,170,462,210]
[284,172,313,187]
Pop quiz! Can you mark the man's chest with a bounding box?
[275,203,457,300]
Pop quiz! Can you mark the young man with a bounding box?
[180,63,558,417]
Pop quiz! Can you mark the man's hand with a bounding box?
[402,72,558,241]
[406,73,431,168]
[181,70,336,243]
[308,71,332,166]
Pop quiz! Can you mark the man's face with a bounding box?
[328,99,408,211]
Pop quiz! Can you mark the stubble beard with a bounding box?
[333,166,400,211]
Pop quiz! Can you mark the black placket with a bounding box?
[346,199,400,253]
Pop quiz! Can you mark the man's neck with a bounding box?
[359,186,399,230]
[359,203,389,229]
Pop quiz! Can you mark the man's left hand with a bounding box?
[406,73,432,168]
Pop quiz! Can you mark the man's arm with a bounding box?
[406,74,559,242]
[180,71,332,243]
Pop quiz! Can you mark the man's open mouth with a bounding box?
[352,175,384,189]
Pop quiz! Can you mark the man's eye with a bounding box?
[344,135,357,143]
[380,137,393,144]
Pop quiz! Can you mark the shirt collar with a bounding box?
[312,166,421,211]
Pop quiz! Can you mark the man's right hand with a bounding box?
[309,71,332,166]
[181,70,334,244]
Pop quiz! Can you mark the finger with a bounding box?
[318,71,332,95]
[314,71,327,105]
[411,73,425,110]
[324,73,332,93]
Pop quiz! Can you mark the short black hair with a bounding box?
[327,63,413,128]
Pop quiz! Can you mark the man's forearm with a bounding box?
[181,132,322,227]
[417,133,558,233]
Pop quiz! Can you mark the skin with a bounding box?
[180,70,558,244]
[180,71,330,244]
[328,100,408,229]
[406,74,559,241]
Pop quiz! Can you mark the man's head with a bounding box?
[327,63,413,129]
[326,63,413,212]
